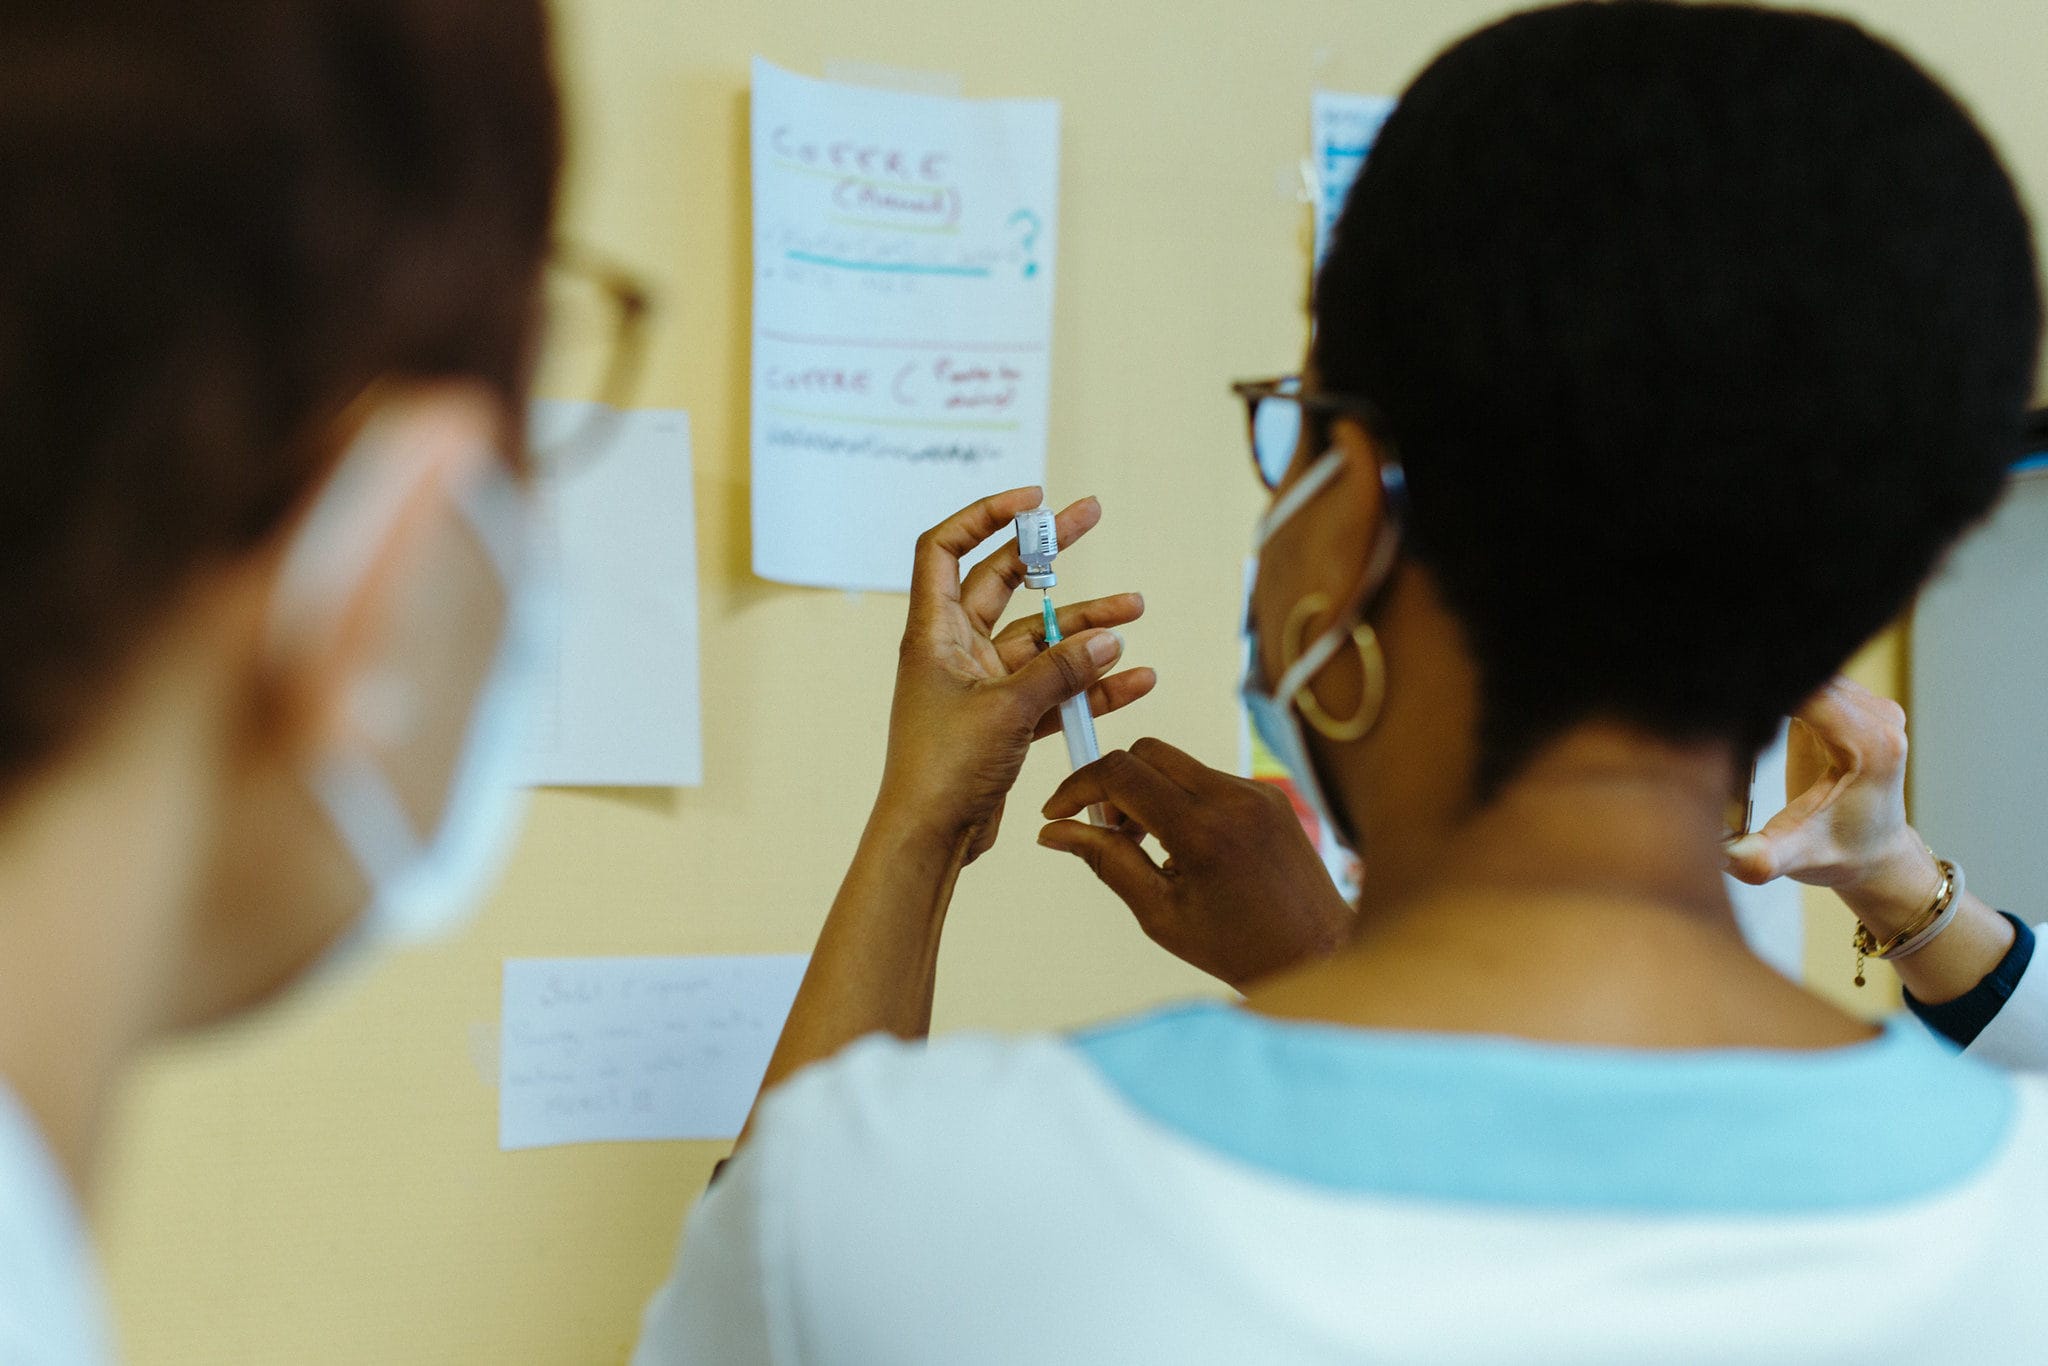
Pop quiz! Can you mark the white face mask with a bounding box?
[275,451,547,974]
[1238,448,1403,857]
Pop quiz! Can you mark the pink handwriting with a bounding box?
[893,358,1022,412]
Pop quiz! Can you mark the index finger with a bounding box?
[1793,677,1908,775]
[910,486,1045,606]
[1042,748,1191,832]
[1128,737,1229,795]
[958,496,1102,633]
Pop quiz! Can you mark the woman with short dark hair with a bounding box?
[643,4,2048,1361]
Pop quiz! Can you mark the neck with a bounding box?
[1421,728,1744,922]
[0,669,219,1197]
[1252,725,1869,1050]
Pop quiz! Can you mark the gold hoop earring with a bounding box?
[1282,592,1387,743]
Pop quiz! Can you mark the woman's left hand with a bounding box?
[876,487,1156,862]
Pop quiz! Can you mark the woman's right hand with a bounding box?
[1723,675,1940,931]
[1725,675,2015,1004]
[1038,738,1357,990]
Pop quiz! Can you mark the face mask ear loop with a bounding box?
[306,460,529,891]
[1354,510,1402,615]
[1259,447,1406,632]
[1258,450,1407,739]
[457,463,531,584]
[310,749,427,891]
[264,424,437,670]
[1255,448,1348,548]
[1271,617,1349,708]
[271,432,527,899]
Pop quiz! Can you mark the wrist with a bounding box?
[865,783,976,859]
[1893,894,2015,1006]
[1837,828,1943,937]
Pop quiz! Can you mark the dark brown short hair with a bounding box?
[1317,1,2037,795]
[0,0,561,789]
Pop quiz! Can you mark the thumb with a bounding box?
[1005,629,1124,720]
[1725,799,1832,885]
[1723,832,1782,885]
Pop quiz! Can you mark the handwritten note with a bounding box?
[521,403,702,788]
[750,58,1061,591]
[498,955,806,1149]
[1311,91,1396,269]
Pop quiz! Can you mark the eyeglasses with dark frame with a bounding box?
[529,239,655,469]
[1231,375,1387,492]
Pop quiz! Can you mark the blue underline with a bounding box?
[785,250,991,278]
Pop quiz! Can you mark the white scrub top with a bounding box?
[0,1084,114,1365]
[1959,921,2048,1071]
[638,1000,2048,1365]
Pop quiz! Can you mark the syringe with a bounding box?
[1013,508,1111,828]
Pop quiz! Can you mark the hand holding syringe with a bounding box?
[1013,507,1112,827]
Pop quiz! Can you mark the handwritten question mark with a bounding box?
[1007,208,1042,279]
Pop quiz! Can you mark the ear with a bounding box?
[256,382,507,770]
[1308,414,1401,621]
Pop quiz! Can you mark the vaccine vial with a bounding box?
[1013,508,1059,588]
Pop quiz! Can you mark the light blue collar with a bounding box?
[1073,1001,2013,1213]
[0,1081,114,1362]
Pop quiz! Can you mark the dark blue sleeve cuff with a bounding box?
[1904,913,2035,1049]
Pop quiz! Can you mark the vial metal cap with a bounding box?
[1013,508,1058,589]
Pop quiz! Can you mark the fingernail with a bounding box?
[1128,592,1145,611]
[1087,631,1123,665]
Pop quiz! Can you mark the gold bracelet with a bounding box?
[1850,856,1960,987]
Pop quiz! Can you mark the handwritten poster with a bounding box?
[521,402,702,788]
[1311,91,1396,270]
[750,58,1061,591]
[498,955,808,1150]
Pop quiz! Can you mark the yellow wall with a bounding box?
[95,1,2046,1361]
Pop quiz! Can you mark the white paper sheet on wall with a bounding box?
[498,955,808,1149]
[522,402,702,788]
[1311,90,1395,269]
[750,58,1061,591]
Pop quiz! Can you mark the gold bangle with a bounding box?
[1851,856,1960,987]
